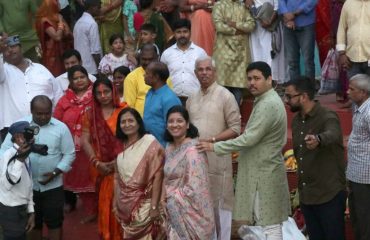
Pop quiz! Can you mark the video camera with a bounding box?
[23,126,48,156]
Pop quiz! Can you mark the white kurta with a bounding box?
[0,55,63,129]
[250,0,288,83]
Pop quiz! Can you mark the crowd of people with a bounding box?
[0,0,369,240]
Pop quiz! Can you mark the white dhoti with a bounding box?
[250,22,288,84]
[253,191,283,240]
[212,205,232,240]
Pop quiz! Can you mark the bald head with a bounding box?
[30,95,52,111]
[30,95,52,126]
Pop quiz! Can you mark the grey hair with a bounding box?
[349,74,370,95]
[194,56,216,69]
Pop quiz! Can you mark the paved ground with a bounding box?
[62,199,99,240]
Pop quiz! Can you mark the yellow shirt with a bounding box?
[336,0,370,62]
[123,66,173,116]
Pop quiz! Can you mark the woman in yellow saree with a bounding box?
[99,0,124,54]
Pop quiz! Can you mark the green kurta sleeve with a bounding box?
[236,13,255,33]
[212,2,237,35]
[214,98,274,154]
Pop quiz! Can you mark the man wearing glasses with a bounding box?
[285,76,346,240]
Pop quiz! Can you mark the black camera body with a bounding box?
[23,126,48,156]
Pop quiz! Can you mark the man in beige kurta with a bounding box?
[197,61,290,239]
[187,57,241,240]
[212,0,255,105]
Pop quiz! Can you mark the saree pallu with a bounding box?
[36,18,73,76]
[316,0,331,66]
[82,103,127,240]
[115,134,166,240]
[164,140,215,239]
[36,20,64,76]
[54,87,95,193]
[100,0,124,54]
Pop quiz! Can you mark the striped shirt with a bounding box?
[347,97,370,184]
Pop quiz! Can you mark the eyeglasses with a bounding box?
[284,93,301,100]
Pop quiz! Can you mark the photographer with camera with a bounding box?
[0,95,75,240]
[0,121,35,240]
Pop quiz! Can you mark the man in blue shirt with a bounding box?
[143,62,181,146]
[0,95,75,240]
[279,0,318,81]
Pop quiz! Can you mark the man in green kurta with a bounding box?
[212,0,255,105]
[0,0,40,62]
[198,61,290,238]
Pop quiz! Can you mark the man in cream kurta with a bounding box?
[198,61,290,239]
[187,57,240,240]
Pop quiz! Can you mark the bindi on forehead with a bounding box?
[98,84,105,92]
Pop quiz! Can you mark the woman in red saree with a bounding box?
[316,0,332,66]
[82,77,127,240]
[179,0,215,56]
[114,107,166,240]
[35,0,73,76]
[54,65,97,223]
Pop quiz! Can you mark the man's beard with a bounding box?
[177,38,189,46]
[289,104,301,113]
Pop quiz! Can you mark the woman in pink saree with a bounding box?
[163,105,215,239]
[114,107,166,240]
[179,0,215,56]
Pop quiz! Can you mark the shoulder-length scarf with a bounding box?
[64,86,93,151]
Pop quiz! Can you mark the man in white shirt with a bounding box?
[0,121,35,240]
[0,34,63,142]
[160,18,207,105]
[73,0,102,75]
[56,49,96,92]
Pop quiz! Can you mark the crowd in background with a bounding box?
[0,0,370,240]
